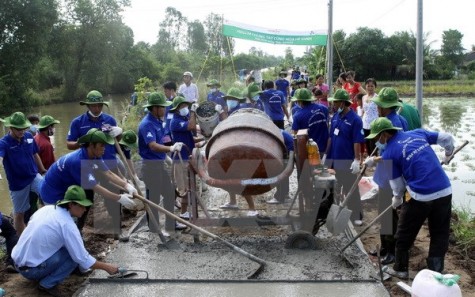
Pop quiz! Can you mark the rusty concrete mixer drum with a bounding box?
[198,108,291,196]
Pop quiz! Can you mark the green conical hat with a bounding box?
[365,117,402,139]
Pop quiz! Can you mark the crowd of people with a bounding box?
[0,68,456,295]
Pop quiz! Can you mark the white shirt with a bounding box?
[12,205,96,270]
[178,83,199,103]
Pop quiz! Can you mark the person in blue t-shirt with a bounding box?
[365,87,409,265]
[206,79,227,112]
[267,130,295,204]
[41,128,137,233]
[326,89,365,225]
[162,81,179,145]
[275,70,290,100]
[138,92,187,232]
[169,95,199,220]
[291,88,329,155]
[0,112,46,235]
[259,80,290,129]
[365,117,455,278]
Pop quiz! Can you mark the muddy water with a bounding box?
[1,96,474,214]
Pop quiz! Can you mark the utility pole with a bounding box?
[416,0,423,125]
[326,0,334,96]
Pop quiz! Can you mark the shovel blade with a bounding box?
[326,204,352,235]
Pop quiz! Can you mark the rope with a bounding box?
[333,35,346,73]
[226,36,238,81]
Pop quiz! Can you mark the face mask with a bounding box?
[251,95,260,102]
[375,141,386,151]
[88,111,102,118]
[227,100,238,110]
[48,127,55,136]
[210,88,217,93]
[30,125,38,134]
[179,107,189,117]
[337,107,343,114]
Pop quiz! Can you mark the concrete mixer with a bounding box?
[188,108,334,248]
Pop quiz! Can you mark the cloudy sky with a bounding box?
[121,0,474,56]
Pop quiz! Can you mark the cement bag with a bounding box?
[411,269,462,297]
[359,176,378,200]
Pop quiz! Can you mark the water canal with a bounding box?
[1,96,474,214]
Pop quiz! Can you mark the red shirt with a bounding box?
[34,132,55,170]
[343,82,361,111]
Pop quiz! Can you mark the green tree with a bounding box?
[440,29,465,75]
[0,0,58,113]
[53,0,132,99]
[187,20,207,54]
[204,13,234,57]
[157,7,188,51]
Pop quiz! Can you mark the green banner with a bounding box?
[222,20,327,46]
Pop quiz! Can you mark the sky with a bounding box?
[121,0,474,57]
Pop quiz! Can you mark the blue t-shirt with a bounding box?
[67,112,118,169]
[170,113,195,160]
[207,91,226,107]
[328,110,365,170]
[381,129,450,195]
[239,102,264,111]
[275,78,290,98]
[292,103,329,153]
[40,148,109,204]
[138,113,167,160]
[259,89,287,121]
[374,110,409,188]
[387,110,409,131]
[0,132,39,191]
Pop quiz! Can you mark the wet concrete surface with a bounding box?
[76,218,389,296]
[75,164,389,296]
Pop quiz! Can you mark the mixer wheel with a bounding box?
[285,231,317,250]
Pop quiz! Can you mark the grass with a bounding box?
[452,205,475,255]
[378,80,475,96]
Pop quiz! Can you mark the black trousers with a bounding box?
[0,216,18,265]
[273,120,285,129]
[142,161,175,232]
[395,194,452,257]
[378,187,399,253]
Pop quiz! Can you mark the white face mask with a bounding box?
[48,127,55,136]
[179,107,190,117]
[251,95,260,102]
[227,100,239,110]
[30,125,38,134]
[88,111,102,118]
[210,88,217,93]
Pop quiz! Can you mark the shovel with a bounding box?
[326,147,378,235]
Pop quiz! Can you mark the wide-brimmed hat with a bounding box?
[80,90,109,107]
[365,117,402,139]
[328,89,351,103]
[143,92,172,108]
[77,128,114,145]
[3,112,31,129]
[119,130,138,148]
[57,185,92,207]
[169,95,191,111]
[246,82,262,98]
[372,87,402,108]
[291,88,313,102]
[279,70,287,76]
[38,115,60,129]
[206,79,221,87]
[223,87,245,101]
[183,71,193,78]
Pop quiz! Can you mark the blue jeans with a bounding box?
[19,247,78,288]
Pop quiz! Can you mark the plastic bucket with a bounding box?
[196,101,219,137]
